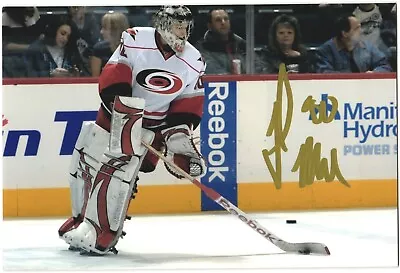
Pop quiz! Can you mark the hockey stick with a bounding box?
[141,140,330,256]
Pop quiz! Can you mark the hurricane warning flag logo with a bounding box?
[136,69,183,94]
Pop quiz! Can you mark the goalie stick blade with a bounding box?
[279,242,330,255]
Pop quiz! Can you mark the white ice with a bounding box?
[2,208,398,271]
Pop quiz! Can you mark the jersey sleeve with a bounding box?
[98,28,138,114]
[167,59,206,129]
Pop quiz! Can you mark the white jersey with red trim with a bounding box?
[104,27,205,128]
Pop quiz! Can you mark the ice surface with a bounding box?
[2,208,398,271]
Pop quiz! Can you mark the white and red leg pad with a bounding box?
[63,96,155,254]
[59,121,110,247]
[72,129,154,255]
[58,121,101,248]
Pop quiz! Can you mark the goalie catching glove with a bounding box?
[161,124,206,179]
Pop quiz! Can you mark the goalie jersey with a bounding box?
[97,27,206,130]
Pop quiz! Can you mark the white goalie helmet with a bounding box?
[153,5,194,53]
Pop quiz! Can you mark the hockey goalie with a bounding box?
[58,5,206,255]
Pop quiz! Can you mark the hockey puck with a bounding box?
[286,220,297,224]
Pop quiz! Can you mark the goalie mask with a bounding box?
[153,5,193,53]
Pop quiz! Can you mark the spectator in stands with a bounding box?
[25,16,84,77]
[195,8,246,74]
[2,7,45,77]
[90,12,129,77]
[317,4,358,43]
[352,4,389,55]
[68,6,101,75]
[381,4,397,48]
[316,14,391,73]
[256,14,313,74]
[386,4,397,71]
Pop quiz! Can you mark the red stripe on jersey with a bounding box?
[169,95,204,118]
[175,55,202,74]
[99,63,132,91]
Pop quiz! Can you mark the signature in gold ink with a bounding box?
[291,136,350,188]
[302,95,339,124]
[261,64,293,189]
[262,63,349,189]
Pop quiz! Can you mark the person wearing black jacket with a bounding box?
[256,14,314,74]
[195,8,246,74]
[25,16,84,77]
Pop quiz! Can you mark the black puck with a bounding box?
[286,220,297,224]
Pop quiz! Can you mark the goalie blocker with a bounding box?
[58,96,155,255]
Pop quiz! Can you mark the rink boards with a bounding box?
[2,73,397,217]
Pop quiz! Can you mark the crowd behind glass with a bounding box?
[2,4,397,78]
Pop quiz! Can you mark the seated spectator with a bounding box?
[2,7,45,77]
[195,8,246,74]
[379,4,397,72]
[352,4,389,55]
[68,6,101,75]
[256,14,313,74]
[316,14,392,73]
[90,12,129,77]
[25,16,84,77]
[317,4,358,43]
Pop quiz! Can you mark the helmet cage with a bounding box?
[153,6,193,53]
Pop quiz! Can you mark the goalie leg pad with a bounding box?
[58,121,105,246]
[70,129,154,254]
[59,121,110,246]
[64,96,154,254]
[68,121,97,218]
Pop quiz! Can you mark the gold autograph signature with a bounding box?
[261,64,293,189]
[262,64,349,189]
[302,95,339,124]
[291,136,350,187]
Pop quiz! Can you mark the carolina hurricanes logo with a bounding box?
[136,69,183,94]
